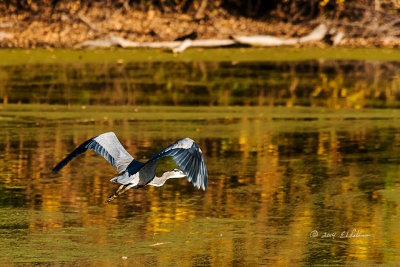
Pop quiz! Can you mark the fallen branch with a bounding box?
[195,0,208,20]
[232,35,298,46]
[79,24,330,50]
[80,36,130,48]
[77,14,102,32]
[173,39,192,53]
[298,24,328,43]
[80,36,236,49]
[0,32,13,40]
[233,24,328,47]
[333,31,345,45]
[187,39,236,47]
[382,36,400,45]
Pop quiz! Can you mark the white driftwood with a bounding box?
[81,36,236,50]
[189,39,236,47]
[77,14,102,32]
[333,31,345,45]
[137,41,181,49]
[382,36,400,45]
[233,23,328,47]
[0,22,13,28]
[173,39,192,53]
[173,39,236,52]
[80,36,130,48]
[298,24,328,43]
[79,24,328,50]
[0,32,13,40]
[232,35,298,46]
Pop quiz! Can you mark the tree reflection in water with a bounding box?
[0,106,400,265]
[1,60,400,108]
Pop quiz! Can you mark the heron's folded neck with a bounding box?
[156,171,174,180]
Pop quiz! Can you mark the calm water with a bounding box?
[1,59,400,266]
[1,60,400,107]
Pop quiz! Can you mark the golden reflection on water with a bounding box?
[1,106,400,265]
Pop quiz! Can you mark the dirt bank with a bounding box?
[0,1,399,49]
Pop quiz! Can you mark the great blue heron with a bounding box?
[53,132,208,203]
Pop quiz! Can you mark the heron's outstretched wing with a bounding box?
[53,132,134,174]
[127,138,208,190]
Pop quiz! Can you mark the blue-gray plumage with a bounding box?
[52,132,208,202]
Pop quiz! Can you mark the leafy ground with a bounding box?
[1,1,400,48]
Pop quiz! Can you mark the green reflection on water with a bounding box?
[1,59,400,108]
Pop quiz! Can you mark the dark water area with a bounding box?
[1,60,400,107]
[1,58,400,265]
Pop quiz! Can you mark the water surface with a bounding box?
[1,55,400,265]
[1,105,400,265]
[1,60,400,108]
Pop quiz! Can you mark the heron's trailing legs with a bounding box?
[106,184,143,203]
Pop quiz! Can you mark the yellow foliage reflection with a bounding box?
[1,106,400,264]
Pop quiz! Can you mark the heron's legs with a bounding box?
[106,184,144,203]
[106,185,128,203]
[116,184,125,193]
[115,184,126,194]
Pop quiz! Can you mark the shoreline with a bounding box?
[1,5,400,49]
[0,47,400,66]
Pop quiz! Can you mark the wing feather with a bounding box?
[126,137,208,190]
[53,132,134,174]
[184,156,195,182]
[180,152,192,171]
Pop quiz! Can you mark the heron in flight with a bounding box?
[53,132,208,203]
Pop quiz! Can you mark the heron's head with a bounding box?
[170,168,186,178]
